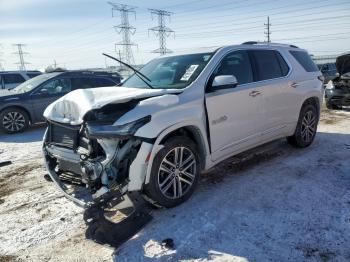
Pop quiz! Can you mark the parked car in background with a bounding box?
[42,42,323,209]
[0,70,122,133]
[0,70,42,90]
[325,53,350,109]
[317,62,337,84]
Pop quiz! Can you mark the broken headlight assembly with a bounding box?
[86,115,151,139]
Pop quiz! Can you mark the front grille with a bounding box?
[48,122,80,149]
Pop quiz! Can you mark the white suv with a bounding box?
[43,42,323,207]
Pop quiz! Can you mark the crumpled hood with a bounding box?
[44,86,179,125]
[336,53,350,75]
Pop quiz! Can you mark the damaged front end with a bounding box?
[43,104,153,207]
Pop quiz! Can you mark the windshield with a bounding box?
[13,73,61,94]
[121,52,214,89]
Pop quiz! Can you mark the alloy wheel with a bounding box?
[301,110,316,143]
[158,146,197,199]
[2,111,26,132]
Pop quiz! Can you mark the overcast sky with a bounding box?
[0,0,349,70]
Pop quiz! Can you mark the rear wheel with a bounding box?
[287,103,318,148]
[0,108,29,134]
[146,136,200,208]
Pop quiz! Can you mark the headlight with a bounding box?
[325,82,334,90]
[86,116,151,139]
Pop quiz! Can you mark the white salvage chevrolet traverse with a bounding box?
[43,42,323,207]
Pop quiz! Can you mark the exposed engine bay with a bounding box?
[43,99,155,206]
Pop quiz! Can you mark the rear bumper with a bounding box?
[325,89,350,106]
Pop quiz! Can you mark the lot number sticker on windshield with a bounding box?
[181,65,199,81]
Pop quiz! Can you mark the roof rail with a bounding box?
[242,41,299,48]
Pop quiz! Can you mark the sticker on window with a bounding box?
[180,65,199,81]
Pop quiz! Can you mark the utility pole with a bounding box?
[148,9,174,55]
[108,2,137,66]
[264,16,271,43]
[13,44,29,71]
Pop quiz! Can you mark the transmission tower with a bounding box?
[148,9,174,55]
[264,16,271,43]
[108,2,137,66]
[13,44,29,71]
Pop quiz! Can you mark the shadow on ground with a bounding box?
[107,132,350,261]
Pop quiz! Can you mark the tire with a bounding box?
[326,101,341,110]
[0,107,29,134]
[287,103,318,148]
[145,136,200,208]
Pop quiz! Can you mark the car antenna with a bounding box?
[102,53,154,89]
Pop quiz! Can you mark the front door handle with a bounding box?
[290,82,299,88]
[249,90,261,97]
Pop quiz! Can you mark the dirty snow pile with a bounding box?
[0,109,350,262]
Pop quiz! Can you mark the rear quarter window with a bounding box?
[2,73,26,84]
[290,51,319,72]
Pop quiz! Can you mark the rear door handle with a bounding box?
[249,90,261,97]
[290,82,299,88]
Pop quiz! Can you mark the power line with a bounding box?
[264,16,271,43]
[13,44,29,71]
[108,2,137,65]
[148,9,175,55]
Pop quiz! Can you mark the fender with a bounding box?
[142,119,211,185]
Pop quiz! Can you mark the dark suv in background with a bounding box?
[0,70,122,133]
[325,53,350,110]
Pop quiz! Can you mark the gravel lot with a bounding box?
[0,108,349,262]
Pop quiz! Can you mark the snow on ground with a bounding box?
[0,108,350,262]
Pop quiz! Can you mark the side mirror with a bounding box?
[211,75,238,90]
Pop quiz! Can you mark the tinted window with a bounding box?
[72,77,95,89]
[290,51,319,72]
[275,52,290,76]
[94,78,116,87]
[214,50,253,85]
[3,73,25,84]
[39,78,72,94]
[253,50,285,80]
[27,73,41,78]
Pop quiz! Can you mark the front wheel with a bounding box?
[0,108,29,134]
[287,104,318,148]
[146,136,200,208]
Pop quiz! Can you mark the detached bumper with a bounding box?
[325,89,350,106]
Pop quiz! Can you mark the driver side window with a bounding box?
[212,50,253,86]
[39,78,72,94]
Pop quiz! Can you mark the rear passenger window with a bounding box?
[252,50,287,81]
[214,50,253,85]
[94,78,116,87]
[290,51,319,72]
[3,74,25,84]
[72,78,95,89]
[275,52,290,76]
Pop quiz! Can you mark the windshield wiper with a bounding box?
[102,53,154,89]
